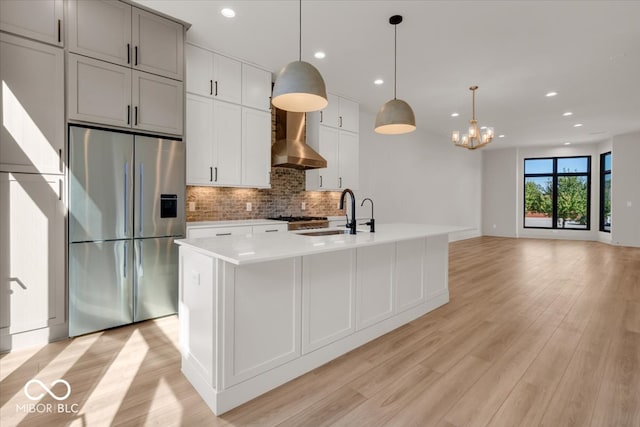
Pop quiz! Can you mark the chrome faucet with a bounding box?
[360,198,375,232]
[339,188,357,235]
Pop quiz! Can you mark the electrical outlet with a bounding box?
[301,202,306,210]
[189,202,196,211]
[246,202,252,211]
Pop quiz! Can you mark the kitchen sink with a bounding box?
[298,229,351,236]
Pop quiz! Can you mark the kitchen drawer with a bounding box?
[187,225,252,238]
[252,224,288,233]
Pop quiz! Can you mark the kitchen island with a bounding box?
[176,223,467,415]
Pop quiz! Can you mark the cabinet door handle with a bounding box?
[127,43,131,64]
[319,175,323,187]
[127,105,131,124]
[216,232,232,236]
[339,116,343,128]
[265,229,279,233]
[209,166,213,182]
[135,46,138,66]
[210,80,213,95]
[320,111,323,123]
[57,19,61,43]
[268,171,271,184]
[58,178,63,201]
[214,81,218,96]
[134,106,138,126]
[58,149,63,173]
[214,167,218,182]
[339,177,342,188]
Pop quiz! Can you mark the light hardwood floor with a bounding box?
[1,237,639,426]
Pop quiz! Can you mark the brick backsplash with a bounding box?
[186,167,345,222]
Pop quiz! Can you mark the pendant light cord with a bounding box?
[299,0,302,61]
[394,23,397,100]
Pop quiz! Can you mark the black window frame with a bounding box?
[523,156,592,230]
[599,152,612,232]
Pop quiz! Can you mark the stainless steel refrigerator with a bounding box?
[68,126,185,337]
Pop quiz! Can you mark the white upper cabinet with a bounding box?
[242,64,272,111]
[337,131,359,190]
[319,93,359,133]
[186,94,214,185]
[132,71,183,135]
[68,0,184,81]
[1,33,64,174]
[186,44,241,103]
[0,0,64,47]
[213,100,242,186]
[242,108,271,188]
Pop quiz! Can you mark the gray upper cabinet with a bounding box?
[0,0,64,47]
[68,0,184,81]
[0,33,64,174]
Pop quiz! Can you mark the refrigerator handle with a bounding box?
[139,163,144,235]
[124,163,129,235]
[123,241,128,278]
[137,240,144,277]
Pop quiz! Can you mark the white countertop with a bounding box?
[186,219,285,228]
[176,223,470,265]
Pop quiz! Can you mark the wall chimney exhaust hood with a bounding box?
[271,108,327,170]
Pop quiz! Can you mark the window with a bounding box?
[599,152,611,232]
[524,156,591,230]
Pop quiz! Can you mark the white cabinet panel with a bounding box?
[242,108,271,188]
[306,125,339,190]
[213,101,242,185]
[356,243,395,330]
[396,238,426,313]
[68,53,132,128]
[338,97,359,133]
[132,7,183,80]
[213,53,242,104]
[186,43,213,97]
[133,71,183,135]
[242,64,272,111]
[0,173,65,335]
[0,0,63,46]
[338,131,359,190]
[186,94,214,185]
[223,258,301,387]
[252,224,288,233]
[0,33,64,174]
[320,93,340,128]
[68,0,131,66]
[179,248,215,385]
[302,250,356,354]
[425,234,449,298]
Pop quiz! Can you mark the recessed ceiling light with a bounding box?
[563,111,573,116]
[573,123,583,127]
[314,51,326,59]
[374,79,384,85]
[221,8,235,18]
[498,134,505,138]
[450,112,459,117]
[564,142,572,145]
[545,91,558,97]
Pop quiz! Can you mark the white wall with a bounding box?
[611,131,640,247]
[482,148,518,237]
[357,111,482,241]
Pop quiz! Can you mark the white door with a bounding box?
[0,0,64,46]
[317,126,340,189]
[186,94,214,185]
[186,44,213,97]
[320,93,340,128]
[132,71,183,135]
[68,54,132,128]
[213,53,242,104]
[0,173,65,336]
[132,7,184,81]
[338,131,359,190]
[67,0,132,67]
[0,33,64,174]
[338,97,359,133]
[242,108,271,188]
[213,100,242,185]
[242,64,272,111]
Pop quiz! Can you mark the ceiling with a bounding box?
[137,0,640,149]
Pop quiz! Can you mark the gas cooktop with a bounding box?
[268,216,328,222]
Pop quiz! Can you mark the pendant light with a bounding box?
[272,0,328,112]
[375,15,416,135]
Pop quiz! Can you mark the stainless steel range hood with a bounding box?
[272,108,327,170]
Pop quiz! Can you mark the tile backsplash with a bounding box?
[186,167,345,222]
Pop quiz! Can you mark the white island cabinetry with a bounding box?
[177,223,462,415]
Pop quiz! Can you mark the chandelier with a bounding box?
[451,86,494,149]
